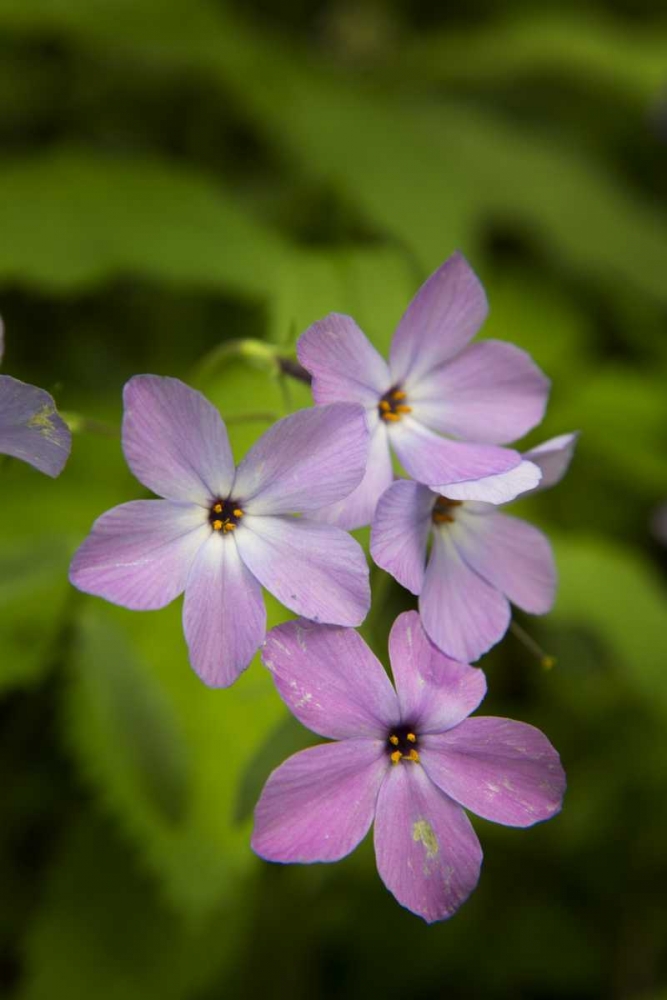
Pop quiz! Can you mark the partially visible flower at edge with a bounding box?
[370,432,578,662]
[252,611,565,924]
[0,317,71,477]
[297,251,550,529]
[69,375,371,687]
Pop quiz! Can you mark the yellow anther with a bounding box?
[391,389,407,400]
[432,510,455,524]
[407,733,417,743]
[379,400,391,411]
[395,404,412,414]
[233,508,244,518]
[389,735,399,746]
[212,519,223,531]
[406,748,420,763]
[390,750,402,765]
[213,502,223,513]
[383,412,400,422]
[223,522,236,532]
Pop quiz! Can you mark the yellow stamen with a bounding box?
[395,404,412,414]
[432,510,455,524]
[223,522,236,532]
[407,733,417,743]
[406,748,420,763]
[383,412,400,422]
[233,508,244,518]
[213,502,223,514]
[390,750,402,765]
[391,389,407,400]
[379,400,391,411]
[212,519,223,531]
[389,735,399,746]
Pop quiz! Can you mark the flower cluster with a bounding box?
[68,252,573,923]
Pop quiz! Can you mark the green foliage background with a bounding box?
[1,0,666,996]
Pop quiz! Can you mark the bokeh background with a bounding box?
[1,0,666,997]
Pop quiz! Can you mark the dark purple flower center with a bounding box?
[387,724,420,765]
[432,495,462,525]
[378,385,412,423]
[209,498,244,533]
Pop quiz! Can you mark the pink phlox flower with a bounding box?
[371,433,578,662]
[70,375,371,687]
[297,252,550,528]
[0,317,71,477]
[252,611,565,924]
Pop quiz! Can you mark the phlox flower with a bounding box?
[252,611,565,924]
[0,317,71,477]
[371,433,578,663]
[297,252,550,528]
[70,375,371,687]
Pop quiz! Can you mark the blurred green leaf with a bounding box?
[18,814,243,1000]
[551,534,667,708]
[399,11,667,104]
[0,147,287,294]
[0,537,70,693]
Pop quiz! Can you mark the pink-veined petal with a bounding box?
[436,460,541,504]
[183,532,266,687]
[262,619,399,740]
[454,510,556,614]
[297,313,390,406]
[370,480,433,595]
[235,515,370,626]
[523,433,579,492]
[410,340,549,445]
[69,500,208,609]
[420,717,566,828]
[420,528,510,662]
[390,416,521,489]
[122,375,235,503]
[233,404,368,516]
[312,416,393,530]
[0,375,71,477]
[388,611,487,733]
[252,739,388,863]
[389,253,488,387]
[373,763,483,924]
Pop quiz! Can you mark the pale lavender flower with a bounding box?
[371,433,578,663]
[252,611,565,924]
[0,317,71,476]
[297,252,550,528]
[70,375,371,687]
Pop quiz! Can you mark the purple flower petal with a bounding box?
[523,432,579,492]
[235,514,370,626]
[252,739,388,862]
[183,533,266,687]
[263,619,399,739]
[440,460,541,504]
[297,313,391,406]
[410,340,549,445]
[70,499,209,610]
[420,717,566,828]
[233,404,369,516]
[370,479,433,594]
[454,510,556,614]
[389,253,488,388]
[0,374,71,477]
[390,417,521,489]
[122,375,235,504]
[373,763,482,923]
[420,528,510,662]
[312,417,393,530]
[388,611,486,734]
